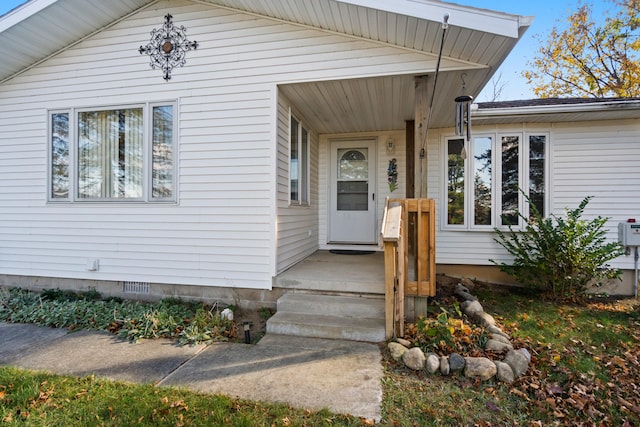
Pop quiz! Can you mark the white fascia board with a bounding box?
[338,0,531,38]
[0,0,58,32]
[472,100,640,118]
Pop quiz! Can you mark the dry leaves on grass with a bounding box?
[508,310,640,425]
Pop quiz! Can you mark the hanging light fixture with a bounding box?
[454,73,473,142]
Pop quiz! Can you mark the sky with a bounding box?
[0,0,615,101]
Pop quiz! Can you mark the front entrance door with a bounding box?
[329,139,377,243]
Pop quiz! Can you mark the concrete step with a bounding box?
[276,293,384,319]
[266,311,386,342]
[267,292,386,342]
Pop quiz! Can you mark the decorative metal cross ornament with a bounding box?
[139,14,198,81]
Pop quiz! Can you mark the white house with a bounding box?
[0,0,637,331]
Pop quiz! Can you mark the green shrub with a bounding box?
[491,196,624,300]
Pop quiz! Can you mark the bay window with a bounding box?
[49,103,176,202]
[444,132,548,229]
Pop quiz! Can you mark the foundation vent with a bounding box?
[122,281,150,294]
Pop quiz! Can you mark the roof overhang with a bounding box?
[472,99,640,125]
[0,0,531,132]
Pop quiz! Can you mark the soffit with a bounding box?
[0,0,529,133]
[0,0,151,82]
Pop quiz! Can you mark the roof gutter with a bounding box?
[472,99,640,119]
[339,0,528,38]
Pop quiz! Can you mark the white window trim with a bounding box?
[471,133,496,231]
[289,109,310,207]
[441,132,550,231]
[441,136,468,230]
[47,101,178,203]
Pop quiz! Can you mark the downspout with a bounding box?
[419,13,449,198]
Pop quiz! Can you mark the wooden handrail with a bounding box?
[381,198,404,339]
[381,198,436,339]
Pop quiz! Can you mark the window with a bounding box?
[49,103,176,202]
[290,113,309,205]
[444,133,548,229]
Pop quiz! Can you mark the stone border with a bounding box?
[387,280,531,384]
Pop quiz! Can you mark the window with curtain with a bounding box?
[78,109,144,199]
[48,103,175,202]
[444,133,548,229]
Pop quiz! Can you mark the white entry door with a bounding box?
[329,139,377,243]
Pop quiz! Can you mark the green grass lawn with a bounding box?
[1,284,640,426]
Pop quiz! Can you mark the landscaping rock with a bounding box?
[402,347,426,371]
[505,349,529,377]
[517,348,532,363]
[460,278,476,291]
[454,284,478,302]
[440,355,451,375]
[473,311,496,327]
[485,339,513,352]
[426,353,440,374]
[397,338,411,348]
[388,342,407,361]
[494,361,515,384]
[461,300,483,316]
[464,357,497,381]
[455,283,470,294]
[449,353,465,372]
[487,325,510,339]
[489,333,512,345]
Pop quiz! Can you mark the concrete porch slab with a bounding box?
[274,250,385,295]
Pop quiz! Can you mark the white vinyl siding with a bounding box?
[276,93,318,273]
[1,0,426,289]
[551,119,640,270]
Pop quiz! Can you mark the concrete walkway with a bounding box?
[0,323,383,421]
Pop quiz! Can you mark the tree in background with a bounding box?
[524,0,640,97]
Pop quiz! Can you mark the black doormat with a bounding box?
[329,249,375,255]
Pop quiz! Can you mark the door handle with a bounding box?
[372,193,375,201]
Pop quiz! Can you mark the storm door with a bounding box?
[329,139,377,243]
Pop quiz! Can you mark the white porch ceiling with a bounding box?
[0,0,531,133]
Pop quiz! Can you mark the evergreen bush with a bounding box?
[491,196,624,300]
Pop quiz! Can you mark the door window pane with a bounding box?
[337,148,368,211]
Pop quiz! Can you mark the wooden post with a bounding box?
[415,76,429,198]
[384,241,396,339]
[405,120,415,198]
[427,198,436,296]
[382,202,403,340]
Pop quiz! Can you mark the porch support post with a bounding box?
[405,120,415,198]
[415,75,429,198]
